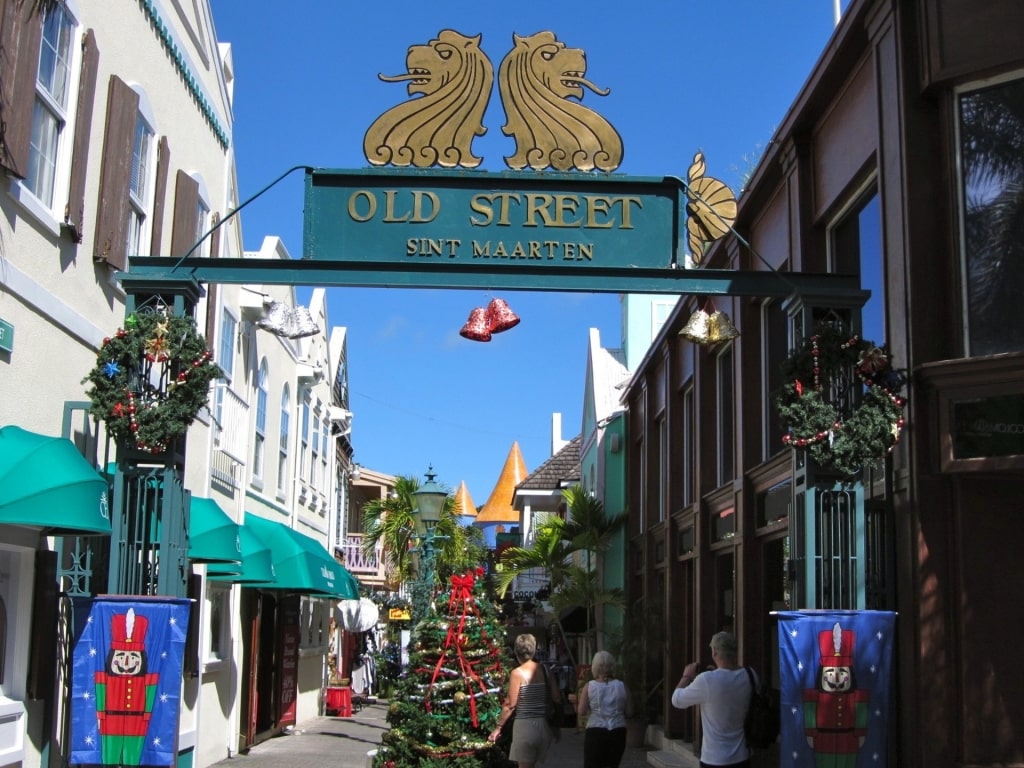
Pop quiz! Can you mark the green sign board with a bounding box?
[304,167,683,271]
[952,394,1024,459]
[125,167,862,299]
[0,317,13,353]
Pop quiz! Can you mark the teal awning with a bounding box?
[244,513,359,598]
[207,524,276,584]
[188,496,242,563]
[0,425,111,535]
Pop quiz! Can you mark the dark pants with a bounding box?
[583,726,627,768]
[700,761,750,768]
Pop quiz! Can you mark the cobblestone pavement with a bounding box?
[211,700,655,768]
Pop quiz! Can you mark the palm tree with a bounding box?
[494,484,626,665]
[360,474,487,588]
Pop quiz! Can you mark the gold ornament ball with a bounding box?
[453,691,466,704]
[389,702,400,714]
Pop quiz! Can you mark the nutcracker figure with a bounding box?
[94,607,160,764]
[803,622,869,768]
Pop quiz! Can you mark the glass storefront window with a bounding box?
[958,76,1024,355]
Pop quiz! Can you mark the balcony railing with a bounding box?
[335,534,386,583]
[213,382,248,464]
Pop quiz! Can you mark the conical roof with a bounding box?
[454,480,478,518]
[474,442,528,524]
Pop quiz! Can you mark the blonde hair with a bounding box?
[514,633,538,663]
[591,650,617,678]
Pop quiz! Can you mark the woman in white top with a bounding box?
[576,650,634,768]
[670,631,751,768]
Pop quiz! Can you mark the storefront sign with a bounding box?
[0,318,13,353]
[279,625,300,726]
[388,608,411,621]
[952,394,1024,459]
[305,168,682,275]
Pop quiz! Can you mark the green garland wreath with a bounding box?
[774,324,907,476]
[84,310,220,453]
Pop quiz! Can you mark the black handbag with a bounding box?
[540,664,563,733]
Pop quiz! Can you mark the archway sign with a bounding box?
[125,29,857,300]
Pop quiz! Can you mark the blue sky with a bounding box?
[210,1,849,506]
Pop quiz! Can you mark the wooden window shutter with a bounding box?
[93,75,138,268]
[205,211,221,342]
[64,28,99,243]
[169,169,199,257]
[0,0,43,176]
[149,135,170,255]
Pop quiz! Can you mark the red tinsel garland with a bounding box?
[424,570,493,727]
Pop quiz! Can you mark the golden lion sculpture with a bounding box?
[497,31,622,172]
[364,30,493,168]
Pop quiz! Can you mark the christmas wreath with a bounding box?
[84,308,220,453]
[774,324,907,476]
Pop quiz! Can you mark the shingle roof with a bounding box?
[517,434,581,490]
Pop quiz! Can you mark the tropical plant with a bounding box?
[360,474,487,588]
[494,484,626,665]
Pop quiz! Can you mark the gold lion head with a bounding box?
[364,30,493,168]
[498,31,622,172]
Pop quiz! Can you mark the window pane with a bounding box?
[39,5,72,107]
[130,117,152,201]
[219,311,236,378]
[27,100,59,204]
[959,78,1024,355]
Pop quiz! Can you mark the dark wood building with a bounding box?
[621,1,1024,766]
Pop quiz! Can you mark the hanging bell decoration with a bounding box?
[459,307,492,342]
[706,310,740,343]
[486,297,520,333]
[256,301,292,337]
[678,307,712,344]
[288,305,321,339]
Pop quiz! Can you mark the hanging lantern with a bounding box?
[678,307,712,344]
[706,310,740,343]
[486,297,520,333]
[459,307,492,342]
[288,306,321,339]
[255,301,292,337]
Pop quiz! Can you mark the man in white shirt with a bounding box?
[671,631,752,768]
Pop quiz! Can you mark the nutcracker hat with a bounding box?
[110,608,149,651]
[818,621,855,666]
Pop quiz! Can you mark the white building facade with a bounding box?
[0,3,356,767]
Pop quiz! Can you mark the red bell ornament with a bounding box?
[486,297,520,333]
[459,307,492,342]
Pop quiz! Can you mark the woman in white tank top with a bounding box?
[576,650,634,768]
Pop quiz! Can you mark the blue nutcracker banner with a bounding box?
[70,596,192,766]
[776,610,896,768]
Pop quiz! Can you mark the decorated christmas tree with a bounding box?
[374,567,514,768]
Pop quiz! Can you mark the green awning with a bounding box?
[188,496,243,563]
[0,425,111,535]
[207,524,276,584]
[244,513,359,598]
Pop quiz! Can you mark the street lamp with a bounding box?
[410,466,448,624]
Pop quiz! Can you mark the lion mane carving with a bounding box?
[363,30,493,169]
[497,31,623,172]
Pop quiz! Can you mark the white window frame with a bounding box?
[12,0,81,234]
[253,359,268,484]
[203,582,231,665]
[278,385,290,497]
[125,89,157,259]
[300,394,310,481]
